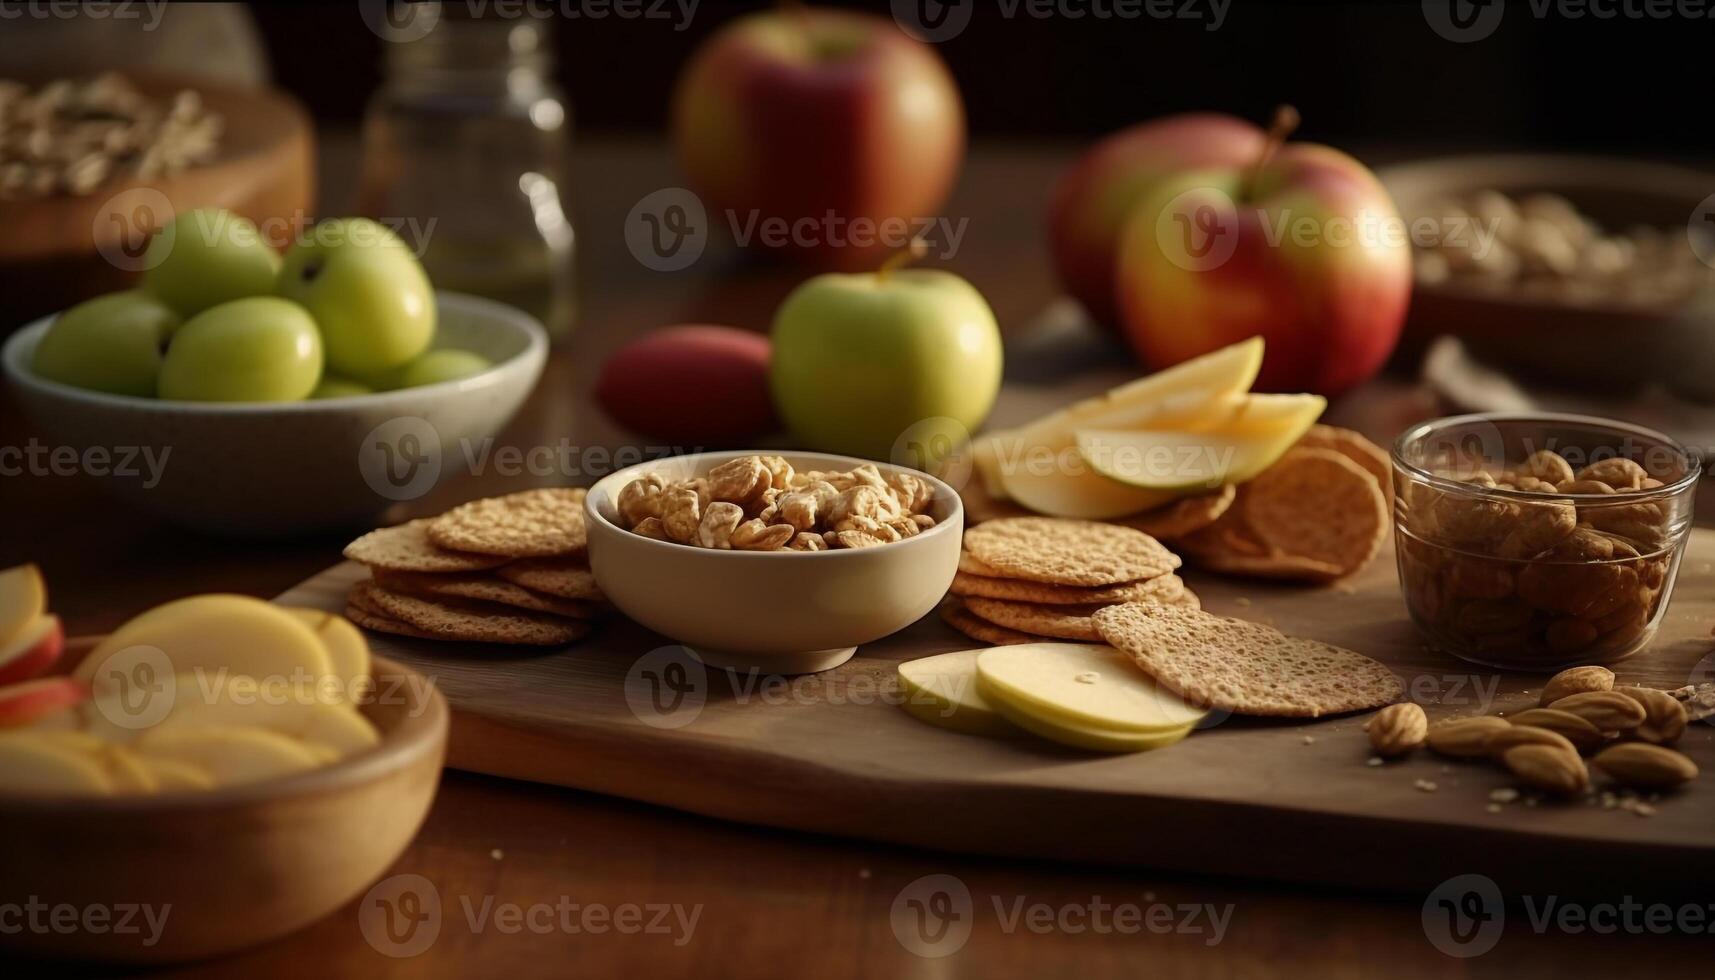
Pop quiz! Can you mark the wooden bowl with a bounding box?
[1378,154,1715,395]
[0,75,314,331]
[0,652,447,964]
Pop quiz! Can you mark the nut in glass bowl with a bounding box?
[1392,414,1701,670]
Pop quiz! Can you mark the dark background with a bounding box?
[240,0,1713,158]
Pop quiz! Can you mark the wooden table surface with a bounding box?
[4,141,1710,976]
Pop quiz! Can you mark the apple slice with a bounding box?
[280,608,373,704]
[76,595,332,696]
[0,564,47,648]
[1024,337,1264,440]
[135,756,216,794]
[976,644,1207,734]
[995,450,1181,519]
[0,733,114,796]
[0,677,89,728]
[0,615,64,687]
[1075,392,1325,490]
[985,698,1193,754]
[897,650,1018,737]
[135,725,323,788]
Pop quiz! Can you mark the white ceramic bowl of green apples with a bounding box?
[1,209,547,536]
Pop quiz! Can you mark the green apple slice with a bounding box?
[983,696,1193,754]
[975,643,1207,734]
[1075,392,1325,490]
[897,649,1017,737]
[996,452,1181,519]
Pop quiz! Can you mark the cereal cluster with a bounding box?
[1397,450,1681,666]
[614,455,938,551]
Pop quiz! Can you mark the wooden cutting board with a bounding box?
[275,533,1715,898]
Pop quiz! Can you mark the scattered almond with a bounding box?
[1367,703,1428,758]
[1614,687,1688,745]
[1539,665,1614,706]
[1503,708,1604,752]
[1426,716,1511,758]
[1549,690,1647,732]
[1486,724,1578,758]
[1591,743,1698,790]
[1501,744,1589,796]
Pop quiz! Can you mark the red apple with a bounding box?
[1113,108,1411,396]
[671,8,964,271]
[1048,113,1265,330]
[0,615,64,687]
[0,676,88,728]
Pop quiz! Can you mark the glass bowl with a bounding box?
[1392,413,1701,671]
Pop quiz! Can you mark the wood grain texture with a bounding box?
[276,533,1715,899]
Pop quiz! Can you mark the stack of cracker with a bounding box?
[941,517,1197,646]
[341,488,609,647]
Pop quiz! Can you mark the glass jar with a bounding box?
[1392,413,1700,671]
[359,14,576,340]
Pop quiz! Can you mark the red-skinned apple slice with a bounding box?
[0,615,64,687]
[0,676,89,728]
[0,564,47,648]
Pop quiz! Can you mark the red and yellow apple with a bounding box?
[0,563,46,647]
[0,615,64,687]
[1048,113,1266,331]
[671,8,965,271]
[0,677,88,728]
[1112,109,1411,397]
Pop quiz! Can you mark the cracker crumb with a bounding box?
[1489,788,1520,804]
[1336,584,1357,596]
[1235,597,1252,607]
[1632,802,1657,817]
[1414,779,1438,792]
[491,849,505,860]
[858,868,871,879]
[1366,756,1385,767]
[1525,797,1538,807]
[1485,803,1502,814]
[1301,735,1315,745]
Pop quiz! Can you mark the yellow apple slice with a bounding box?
[92,671,380,759]
[1076,391,1326,490]
[100,743,160,794]
[972,435,1009,499]
[897,649,1018,737]
[1027,337,1264,438]
[1203,392,1329,437]
[135,725,322,788]
[0,564,47,648]
[976,643,1206,733]
[136,756,216,793]
[281,607,374,704]
[998,461,1181,519]
[985,698,1193,753]
[77,595,332,697]
[0,732,114,796]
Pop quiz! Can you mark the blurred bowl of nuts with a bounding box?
[0,73,313,328]
[1393,413,1700,671]
[1379,155,1715,394]
[585,451,964,674]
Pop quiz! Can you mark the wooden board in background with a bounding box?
[275,534,1715,898]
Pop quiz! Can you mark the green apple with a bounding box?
[398,349,491,388]
[158,297,323,402]
[897,650,1017,737]
[770,256,1002,462]
[142,209,281,319]
[276,218,434,377]
[310,376,373,399]
[31,291,180,397]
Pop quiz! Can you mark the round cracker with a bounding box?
[1114,485,1237,540]
[958,552,1009,577]
[345,602,438,641]
[950,571,1186,606]
[494,558,606,601]
[344,520,509,573]
[963,596,1106,642]
[427,488,589,558]
[1093,602,1402,718]
[961,517,1180,586]
[373,570,603,619]
[1296,424,1391,493]
[939,598,1039,646]
[362,582,589,646]
[1242,448,1387,574]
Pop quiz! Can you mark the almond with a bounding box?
[1501,744,1589,796]
[1367,703,1428,758]
[1549,690,1646,732]
[1539,665,1614,706]
[1426,716,1511,758]
[1504,708,1604,751]
[1591,743,1698,790]
[1614,687,1688,745]
[1487,724,1577,757]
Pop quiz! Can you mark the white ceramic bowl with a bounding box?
[586,451,964,674]
[2,292,546,537]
